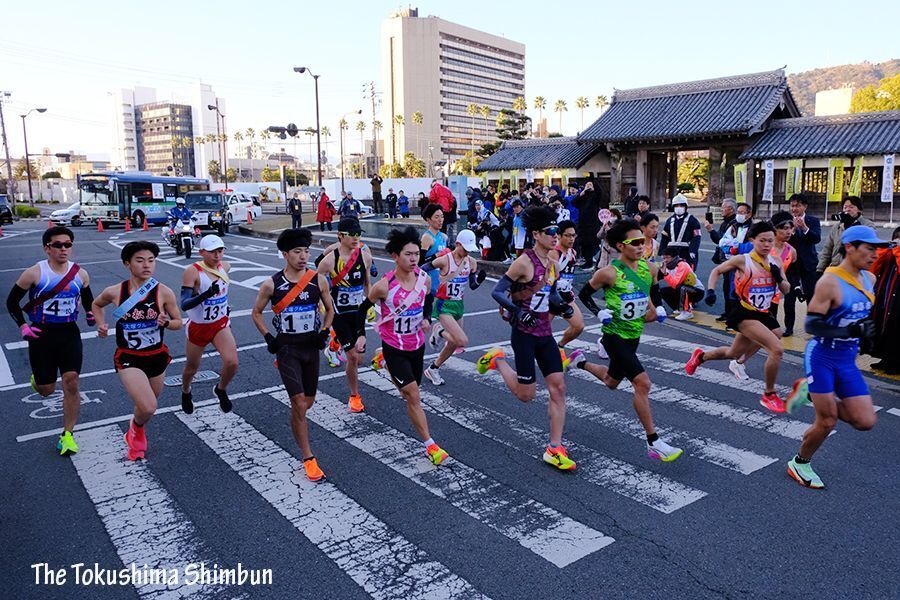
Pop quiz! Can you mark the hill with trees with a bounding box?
[788,59,900,115]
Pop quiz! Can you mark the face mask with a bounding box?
[673,206,686,216]
[665,259,680,271]
[840,212,856,226]
[735,214,748,224]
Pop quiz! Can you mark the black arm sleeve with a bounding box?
[805,312,852,338]
[80,285,95,311]
[491,275,519,314]
[650,283,662,308]
[421,258,439,272]
[578,281,601,316]
[423,293,434,321]
[180,286,212,311]
[6,284,27,327]
[355,298,374,338]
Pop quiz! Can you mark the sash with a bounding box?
[23,263,81,313]
[331,247,361,286]
[377,270,428,327]
[825,266,875,303]
[273,270,317,315]
[112,278,159,322]
[194,261,230,284]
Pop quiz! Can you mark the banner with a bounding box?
[543,169,552,184]
[848,160,863,197]
[511,170,519,187]
[762,160,775,202]
[827,158,845,205]
[524,168,534,183]
[882,154,895,203]
[785,159,803,200]
[733,163,746,204]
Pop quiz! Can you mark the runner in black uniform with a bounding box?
[92,241,182,461]
[252,228,335,481]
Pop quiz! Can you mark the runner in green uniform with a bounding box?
[573,218,683,462]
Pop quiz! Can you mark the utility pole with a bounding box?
[363,82,381,175]
[0,92,14,199]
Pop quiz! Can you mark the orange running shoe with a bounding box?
[348,394,365,413]
[124,421,147,461]
[426,443,449,466]
[328,329,341,352]
[685,348,704,375]
[543,445,576,470]
[303,457,325,481]
[760,391,786,413]
[476,348,505,374]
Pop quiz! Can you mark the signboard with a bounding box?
[762,160,775,202]
[882,154,895,203]
[525,168,534,183]
[733,164,746,204]
[826,158,845,205]
[151,183,164,200]
[785,159,803,200]
[848,160,863,197]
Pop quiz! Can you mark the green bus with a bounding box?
[78,172,210,227]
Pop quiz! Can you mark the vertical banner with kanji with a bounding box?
[543,169,552,185]
[511,170,519,188]
[733,163,746,204]
[762,160,775,202]
[827,158,845,205]
[848,160,863,197]
[785,159,803,200]
[882,154,895,203]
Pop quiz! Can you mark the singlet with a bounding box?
[422,229,448,294]
[270,270,321,343]
[817,268,875,349]
[186,263,229,324]
[510,249,556,337]
[734,252,777,313]
[115,281,165,352]
[772,243,794,304]
[377,269,427,351]
[26,261,83,325]
[329,248,367,314]
[556,247,577,293]
[643,238,660,263]
[604,259,652,340]
[437,252,471,301]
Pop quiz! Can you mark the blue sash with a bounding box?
[112,279,159,322]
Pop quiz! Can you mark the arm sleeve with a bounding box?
[6,284,28,327]
[80,285,95,313]
[180,286,213,311]
[491,275,519,314]
[423,293,434,321]
[355,298,374,338]
[650,283,662,308]
[688,218,702,257]
[578,281,602,316]
[805,312,852,338]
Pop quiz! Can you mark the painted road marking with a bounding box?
[177,405,490,600]
[0,345,14,386]
[358,370,706,514]
[887,408,900,418]
[285,389,613,567]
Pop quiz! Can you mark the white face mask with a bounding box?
[673,206,686,216]
[735,213,748,224]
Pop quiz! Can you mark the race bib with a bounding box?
[121,320,161,349]
[557,273,575,293]
[530,285,551,313]
[200,296,228,322]
[747,285,775,311]
[277,303,317,334]
[619,292,649,321]
[446,276,466,300]
[392,307,423,335]
[42,296,77,318]
[336,285,365,308]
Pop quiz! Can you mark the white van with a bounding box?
[224,192,262,225]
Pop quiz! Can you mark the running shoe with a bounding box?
[787,458,824,489]
[30,373,38,393]
[424,366,445,386]
[371,347,385,371]
[426,443,449,466]
[728,360,750,381]
[476,348,505,374]
[567,349,586,371]
[675,310,694,321]
[348,394,365,413]
[303,457,325,482]
[685,348,704,375]
[596,337,609,360]
[336,346,347,364]
[366,306,377,323]
[123,423,146,461]
[647,439,683,462]
[543,445,576,471]
[786,378,811,414]
[453,346,465,355]
[716,313,728,322]
[760,391,786,413]
[429,321,444,348]
[328,329,341,352]
[559,347,570,371]
[181,390,194,414]
[324,346,341,368]
[56,431,78,456]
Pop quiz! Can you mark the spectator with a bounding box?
[416,191,428,214]
[443,190,459,245]
[769,210,800,331]
[659,194,702,269]
[564,184,580,224]
[658,246,705,320]
[550,197,570,223]
[574,180,601,268]
[870,226,900,373]
[397,190,410,218]
[717,201,753,318]
[494,183,510,215]
[429,179,454,213]
[339,191,362,219]
[385,187,398,219]
[595,208,622,269]
[288,193,303,229]
[370,174,384,215]
[316,190,336,231]
[623,186,640,217]
[508,198,526,260]
[707,198,738,321]
[640,212,660,263]
[783,193,821,335]
[465,187,483,228]
[817,195,875,273]
[484,184,496,213]
[636,195,652,220]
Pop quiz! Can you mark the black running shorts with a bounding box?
[601,333,644,382]
[28,323,83,385]
[276,343,320,397]
[510,328,563,385]
[383,343,425,389]
[331,312,359,350]
[114,347,172,379]
[726,304,780,332]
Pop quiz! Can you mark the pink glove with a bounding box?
[85,311,96,326]
[20,324,42,340]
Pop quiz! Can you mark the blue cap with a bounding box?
[841,225,889,247]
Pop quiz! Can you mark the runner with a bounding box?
[252,228,335,481]
[356,226,450,466]
[549,220,585,350]
[179,235,237,414]
[784,226,886,489]
[478,205,578,471]
[422,228,486,385]
[574,219,682,461]
[316,217,372,412]
[92,241,182,460]
[686,221,792,412]
[419,203,448,295]
[6,226,94,455]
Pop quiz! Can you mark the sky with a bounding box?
[2,0,898,163]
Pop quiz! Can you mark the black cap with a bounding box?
[337,217,364,235]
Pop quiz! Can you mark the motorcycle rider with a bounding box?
[165,198,195,251]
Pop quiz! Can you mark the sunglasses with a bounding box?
[622,237,645,247]
[541,226,559,236]
[339,232,361,238]
[46,241,74,249]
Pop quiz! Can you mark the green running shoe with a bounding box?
[787,458,824,489]
[57,431,79,456]
[786,378,811,414]
[30,373,38,393]
[476,348,504,375]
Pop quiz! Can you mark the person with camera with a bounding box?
[817,196,874,274]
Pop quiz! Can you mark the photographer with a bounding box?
[817,196,874,273]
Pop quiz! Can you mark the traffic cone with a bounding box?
[246,211,253,225]
[142,219,149,231]
[125,219,132,232]
[97,220,104,233]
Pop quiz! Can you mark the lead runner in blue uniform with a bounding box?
[785,226,889,489]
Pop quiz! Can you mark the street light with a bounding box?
[207,102,227,189]
[20,107,47,205]
[339,109,362,193]
[293,66,322,187]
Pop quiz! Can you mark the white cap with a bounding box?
[671,194,689,206]
[199,235,225,251]
[455,229,479,253]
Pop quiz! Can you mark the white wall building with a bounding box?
[814,87,854,116]
[380,8,525,169]
[192,83,226,180]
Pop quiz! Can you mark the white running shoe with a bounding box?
[729,360,750,381]
[324,347,341,368]
[596,337,609,360]
[429,322,444,348]
[647,439,683,462]
[675,311,693,321]
[501,257,514,265]
[424,366,445,386]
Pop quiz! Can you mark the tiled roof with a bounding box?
[577,69,799,144]
[474,137,601,172]
[740,111,900,159]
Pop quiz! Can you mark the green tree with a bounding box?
[403,152,425,177]
[466,103,479,174]
[495,108,530,140]
[553,99,568,133]
[533,96,546,136]
[479,142,502,157]
[850,74,900,112]
[392,114,404,162]
[378,162,406,178]
[677,156,710,195]
[355,120,368,177]
[575,96,589,130]
[512,96,527,113]
[595,95,609,112]
[41,171,62,179]
[411,111,423,159]
[260,167,279,182]
[452,150,484,175]
[225,167,237,182]
[208,160,221,182]
[233,131,244,182]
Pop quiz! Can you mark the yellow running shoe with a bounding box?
[559,347,570,371]
[303,457,325,482]
[366,306,377,323]
[371,348,385,371]
[348,394,365,413]
[57,431,79,456]
[426,443,449,466]
[30,373,39,393]
[543,445,576,471]
[476,348,505,375]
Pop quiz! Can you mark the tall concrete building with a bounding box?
[135,102,195,176]
[381,8,525,171]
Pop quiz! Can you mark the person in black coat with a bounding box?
[705,198,737,319]
[573,181,600,268]
[783,193,821,336]
[659,194,702,270]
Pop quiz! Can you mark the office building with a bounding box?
[135,102,195,176]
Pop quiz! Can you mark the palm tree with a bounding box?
[320,126,331,160]
[466,104,479,172]
[533,96,546,137]
[233,131,243,181]
[244,127,256,161]
[595,95,609,114]
[356,120,368,177]
[204,133,218,162]
[373,121,383,173]
[575,96,589,131]
[512,96,527,113]
[259,129,271,162]
[392,114,405,163]
[411,111,423,159]
[339,119,349,175]
[553,99,567,133]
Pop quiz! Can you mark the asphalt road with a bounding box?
[1,222,898,600]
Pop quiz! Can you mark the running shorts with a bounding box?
[601,333,644,382]
[28,323,83,385]
[726,304,780,332]
[114,346,172,378]
[510,327,563,385]
[276,343,320,397]
[805,339,869,399]
[331,312,359,350]
[437,299,465,321]
[383,343,425,389]
[187,316,229,347]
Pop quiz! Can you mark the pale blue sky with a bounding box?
[2,0,897,161]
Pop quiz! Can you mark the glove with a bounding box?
[549,297,574,319]
[597,308,613,325]
[655,306,667,323]
[314,329,330,350]
[205,281,221,298]
[704,289,717,306]
[264,333,279,354]
[847,318,877,339]
[85,311,96,327]
[475,269,486,285]
[370,264,379,278]
[793,286,806,303]
[769,263,783,286]
[559,290,575,304]
[518,311,537,328]
[20,323,42,340]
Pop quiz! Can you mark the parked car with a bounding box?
[184,191,262,235]
[49,201,82,226]
[0,195,12,225]
[227,192,262,224]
